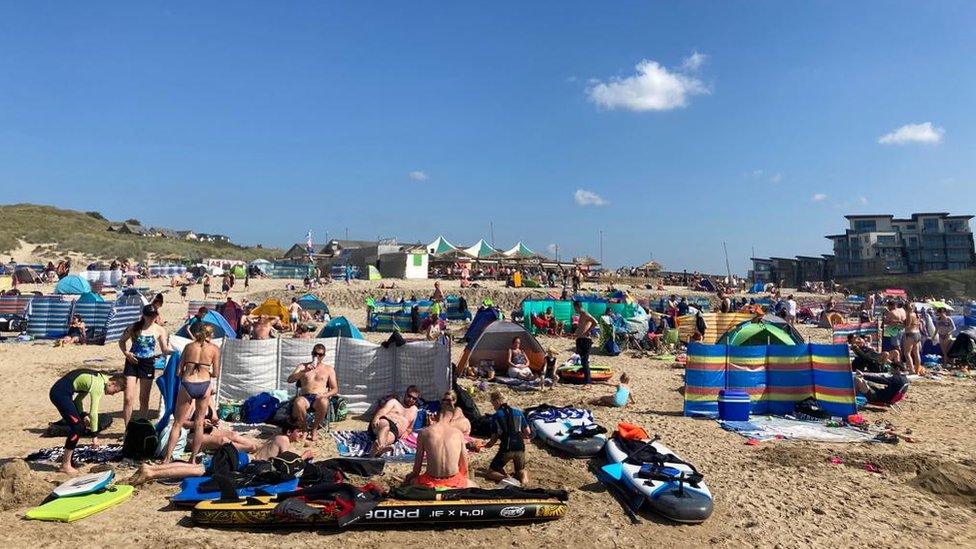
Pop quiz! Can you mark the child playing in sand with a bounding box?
[588,373,634,408]
[541,347,559,390]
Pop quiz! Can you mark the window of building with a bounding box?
[877,235,896,245]
[922,218,940,232]
[853,220,877,232]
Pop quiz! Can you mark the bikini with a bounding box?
[182,360,213,399]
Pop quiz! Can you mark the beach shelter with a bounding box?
[462,320,545,374]
[249,259,272,274]
[500,242,539,259]
[463,307,501,342]
[13,267,42,284]
[427,235,457,256]
[250,298,290,327]
[296,293,330,313]
[116,288,149,307]
[717,318,803,346]
[367,265,382,280]
[317,316,364,339]
[231,265,246,278]
[55,274,92,295]
[461,239,499,259]
[176,309,237,339]
[77,292,105,303]
[749,281,765,294]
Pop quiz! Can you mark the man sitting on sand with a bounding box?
[369,386,421,456]
[848,334,900,373]
[404,399,478,489]
[854,363,910,405]
[127,424,305,486]
[286,343,338,442]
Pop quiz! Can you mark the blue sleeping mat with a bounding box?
[171,476,299,507]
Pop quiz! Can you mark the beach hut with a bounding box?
[55,274,92,295]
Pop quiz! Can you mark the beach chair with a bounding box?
[868,384,909,413]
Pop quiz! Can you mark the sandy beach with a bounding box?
[1,277,975,549]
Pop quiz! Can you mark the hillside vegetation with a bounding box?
[840,269,976,300]
[0,203,281,262]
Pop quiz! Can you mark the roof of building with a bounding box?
[844,214,894,220]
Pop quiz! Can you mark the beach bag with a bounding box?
[328,395,348,423]
[794,397,831,420]
[603,337,621,356]
[242,392,280,424]
[121,418,159,460]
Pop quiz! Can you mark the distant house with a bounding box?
[176,230,198,241]
[107,224,123,232]
[197,233,231,243]
[152,227,179,239]
[116,223,148,236]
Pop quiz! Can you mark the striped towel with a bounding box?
[330,430,415,461]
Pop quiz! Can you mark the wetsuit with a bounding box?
[49,369,107,450]
[489,404,527,474]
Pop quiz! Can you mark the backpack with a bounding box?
[242,392,280,424]
[121,418,159,460]
[328,395,348,423]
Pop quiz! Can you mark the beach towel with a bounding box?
[26,444,123,464]
[719,417,876,443]
[525,405,595,424]
[330,430,415,461]
[490,376,553,391]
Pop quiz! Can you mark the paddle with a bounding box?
[591,462,640,525]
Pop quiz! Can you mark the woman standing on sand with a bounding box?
[162,324,220,463]
[118,305,171,425]
[901,303,923,375]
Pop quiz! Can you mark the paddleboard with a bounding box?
[530,411,606,457]
[192,495,567,526]
[172,476,300,507]
[26,485,134,522]
[557,364,612,383]
[604,436,713,523]
[52,470,115,498]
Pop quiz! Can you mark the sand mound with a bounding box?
[911,462,976,509]
[0,460,53,511]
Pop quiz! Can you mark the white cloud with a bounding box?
[574,189,609,207]
[546,243,559,254]
[811,193,828,202]
[769,173,782,184]
[586,56,710,112]
[408,170,429,181]
[681,51,708,72]
[750,169,765,178]
[858,196,868,205]
[878,122,944,145]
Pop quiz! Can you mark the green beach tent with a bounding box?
[717,319,803,346]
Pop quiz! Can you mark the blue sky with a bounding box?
[1,2,974,274]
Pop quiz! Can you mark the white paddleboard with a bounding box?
[531,415,607,457]
[52,470,114,498]
[605,437,713,523]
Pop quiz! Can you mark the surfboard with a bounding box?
[172,476,300,507]
[603,437,712,523]
[192,495,567,526]
[52,470,115,498]
[530,411,606,457]
[25,485,134,522]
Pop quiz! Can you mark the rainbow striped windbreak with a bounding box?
[683,342,856,418]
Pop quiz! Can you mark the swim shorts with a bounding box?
[489,450,525,474]
[123,357,157,380]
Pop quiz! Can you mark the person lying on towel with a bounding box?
[404,399,478,489]
[369,386,421,457]
[854,363,909,405]
[127,423,306,486]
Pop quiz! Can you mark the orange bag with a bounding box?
[616,422,649,441]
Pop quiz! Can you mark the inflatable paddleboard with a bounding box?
[172,476,300,507]
[557,364,612,383]
[26,485,133,522]
[529,408,606,457]
[604,436,713,523]
[192,495,567,526]
[52,470,115,498]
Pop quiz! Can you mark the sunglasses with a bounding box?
[312,351,325,357]
[405,394,419,401]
